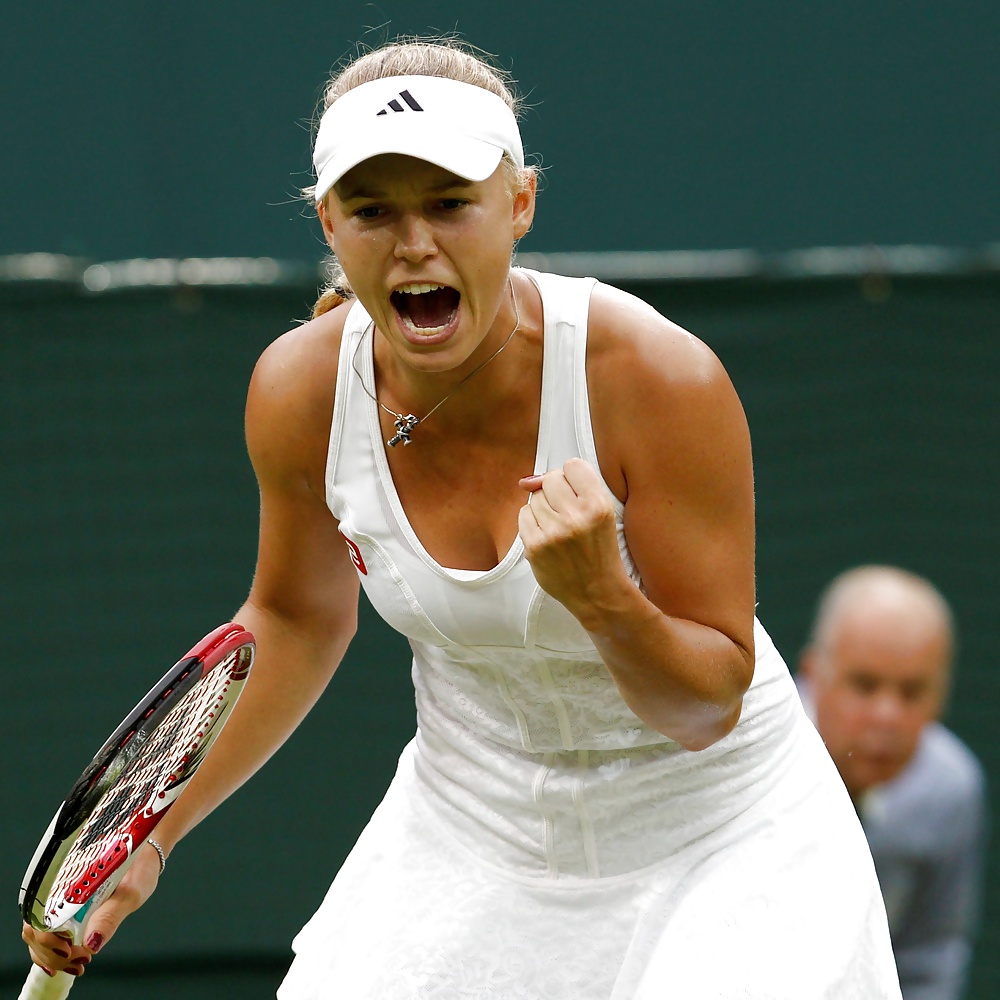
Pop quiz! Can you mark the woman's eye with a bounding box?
[439,198,467,211]
[355,205,382,220]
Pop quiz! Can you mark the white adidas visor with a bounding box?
[312,75,524,203]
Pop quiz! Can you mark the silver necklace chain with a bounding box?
[351,277,521,447]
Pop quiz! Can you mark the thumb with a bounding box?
[83,842,162,955]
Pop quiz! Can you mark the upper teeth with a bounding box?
[397,283,443,295]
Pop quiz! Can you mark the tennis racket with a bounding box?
[18,622,255,1000]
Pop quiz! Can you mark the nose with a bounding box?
[393,212,437,263]
[868,689,905,729]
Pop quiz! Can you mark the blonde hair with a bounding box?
[308,38,530,319]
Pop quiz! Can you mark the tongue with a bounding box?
[397,287,459,328]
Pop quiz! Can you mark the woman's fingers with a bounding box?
[521,459,598,518]
[537,472,578,515]
[518,459,622,614]
[22,926,91,976]
[561,456,607,496]
[21,839,163,977]
[80,839,162,956]
[525,459,610,526]
[21,926,69,961]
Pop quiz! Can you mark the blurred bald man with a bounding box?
[798,566,987,1000]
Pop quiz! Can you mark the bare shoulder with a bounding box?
[587,283,728,398]
[586,283,748,498]
[246,302,352,491]
[585,285,755,655]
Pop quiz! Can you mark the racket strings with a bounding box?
[42,653,241,924]
[74,712,189,853]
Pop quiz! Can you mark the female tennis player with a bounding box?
[24,38,903,998]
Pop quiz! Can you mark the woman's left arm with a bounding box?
[518,285,756,751]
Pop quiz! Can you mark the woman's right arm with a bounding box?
[150,315,363,856]
[23,313,360,975]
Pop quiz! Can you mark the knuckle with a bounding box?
[116,878,145,907]
[558,513,582,535]
[595,497,615,520]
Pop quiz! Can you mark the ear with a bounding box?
[798,646,817,680]
[512,170,537,240]
[316,199,336,250]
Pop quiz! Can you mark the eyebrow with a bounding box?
[336,176,477,201]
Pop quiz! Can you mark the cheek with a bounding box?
[897,710,932,745]
[817,695,868,747]
[335,232,390,288]
[465,203,516,247]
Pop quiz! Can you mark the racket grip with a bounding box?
[18,965,74,1000]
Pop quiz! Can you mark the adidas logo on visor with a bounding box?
[376,90,424,116]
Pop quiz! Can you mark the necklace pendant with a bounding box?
[387,413,420,447]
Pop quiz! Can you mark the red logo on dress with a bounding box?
[344,537,368,575]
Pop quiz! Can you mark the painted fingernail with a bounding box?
[53,948,70,960]
[86,932,104,952]
[40,966,56,978]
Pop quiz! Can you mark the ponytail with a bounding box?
[311,252,354,318]
[312,286,350,318]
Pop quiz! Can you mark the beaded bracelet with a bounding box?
[147,838,167,876]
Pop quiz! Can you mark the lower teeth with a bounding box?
[402,315,450,335]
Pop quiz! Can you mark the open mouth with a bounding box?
[390,283,461,335]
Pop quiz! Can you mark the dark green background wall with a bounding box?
[2,0,999,260]
[2,0,998,995]
[1,270,997,997]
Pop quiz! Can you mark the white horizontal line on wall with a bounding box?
[2,244,999,291]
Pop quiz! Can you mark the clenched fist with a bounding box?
[518,458,631,626]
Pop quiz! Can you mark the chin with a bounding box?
[856,760,907,792]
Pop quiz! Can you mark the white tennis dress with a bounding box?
[277,269,902,999]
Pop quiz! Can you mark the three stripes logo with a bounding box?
[376,90,424,116]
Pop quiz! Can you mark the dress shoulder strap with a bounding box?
[325,298,374,521]
[516,268,601,475]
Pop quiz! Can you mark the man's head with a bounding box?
[800,566,954,798]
